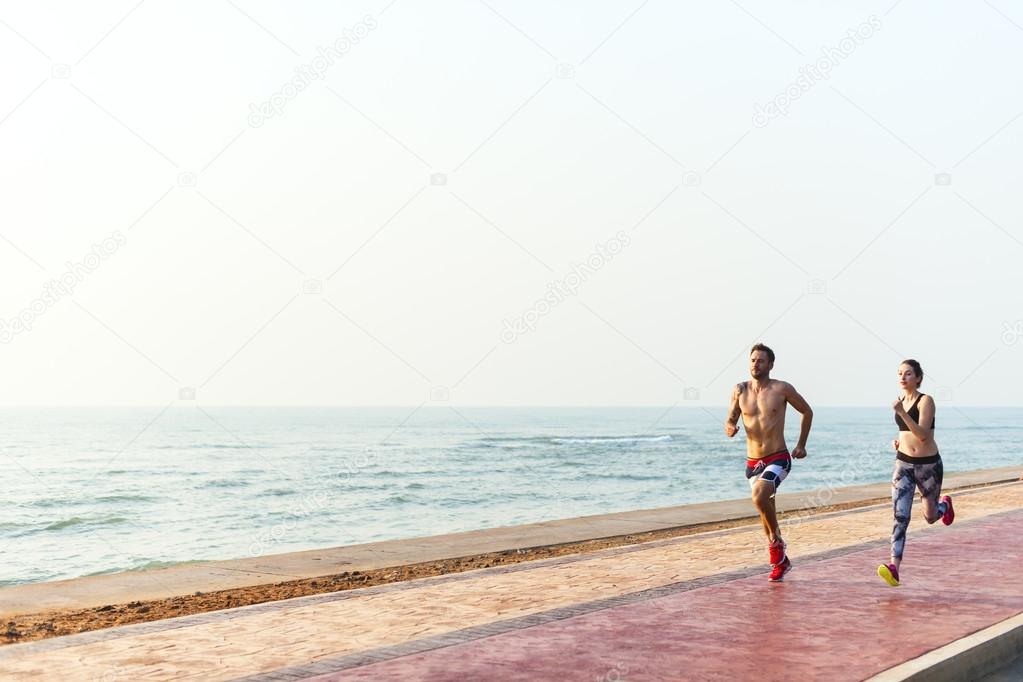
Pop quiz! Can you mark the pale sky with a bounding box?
[1,0,1021,406]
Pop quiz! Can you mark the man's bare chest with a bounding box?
[740,392,786,417]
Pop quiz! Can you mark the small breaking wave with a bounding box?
[94,494,159,503]
[43,515,129,532]
[474,434,672,448]
[261,488,296,497]
[550,435,672,445]
[129,559,201,572]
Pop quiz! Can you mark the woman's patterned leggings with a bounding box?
[891,453,947,560]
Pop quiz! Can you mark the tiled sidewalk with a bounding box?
[319,510,1023,681]
[2,483,1021,681]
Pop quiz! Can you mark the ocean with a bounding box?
[2,406,1020,587]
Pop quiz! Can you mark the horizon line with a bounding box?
[1,404,1020,409]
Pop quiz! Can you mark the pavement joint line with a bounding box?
[234,509,1023,681]
[1,482,1016,660]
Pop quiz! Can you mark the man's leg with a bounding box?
[753,479,791,581]
[752,480,782,543]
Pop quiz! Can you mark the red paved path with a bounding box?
[317,511,1023,682]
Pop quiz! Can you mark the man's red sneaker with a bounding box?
[941,495,954,525]
[768,556,791,582]
[768,539,786,566]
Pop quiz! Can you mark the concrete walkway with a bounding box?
[1,476,1021,680]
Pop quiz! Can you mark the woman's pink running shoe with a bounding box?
[877,562,900,586]
[941,495,954,525]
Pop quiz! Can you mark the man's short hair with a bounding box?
[751,343,775,364]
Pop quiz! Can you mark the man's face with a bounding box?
[750,351,773,379]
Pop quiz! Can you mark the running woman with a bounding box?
[878,359,954,587]
[725,343,813,581]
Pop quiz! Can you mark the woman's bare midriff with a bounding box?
[896,429,939,457]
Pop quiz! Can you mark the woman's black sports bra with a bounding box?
[895,393,935,431]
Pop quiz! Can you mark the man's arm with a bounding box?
[724,383,743,437]
[785,383,813,458]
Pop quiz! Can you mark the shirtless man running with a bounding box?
[725,343,813,581]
